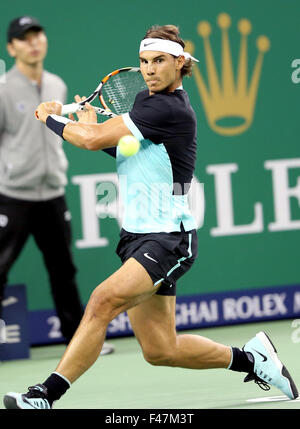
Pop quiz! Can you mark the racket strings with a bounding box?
[102,71,147,115]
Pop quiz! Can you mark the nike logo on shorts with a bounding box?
[143,253,158,263]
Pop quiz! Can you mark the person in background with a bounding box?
[0,16,114,355]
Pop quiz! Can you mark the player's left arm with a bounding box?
[65,115,131,151]
[36,100,132,151]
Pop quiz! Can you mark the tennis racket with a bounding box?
[61,67,147,118]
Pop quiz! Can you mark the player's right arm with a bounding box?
[36,100,132,151]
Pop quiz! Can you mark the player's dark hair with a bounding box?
[143,25,193,77]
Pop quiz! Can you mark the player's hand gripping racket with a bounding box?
[61,67,147,118]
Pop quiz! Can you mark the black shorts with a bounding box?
[116,225,198,296]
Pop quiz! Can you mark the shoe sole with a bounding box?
[100,343,115,356]
[3,393,50,409]
[257,331,299,399]
[3,394,20,409]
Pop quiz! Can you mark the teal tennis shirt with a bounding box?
[118,88,197,234]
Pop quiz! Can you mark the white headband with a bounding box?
[139,38,199,62]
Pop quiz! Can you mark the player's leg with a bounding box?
[30,196,83,342]
[125,228,232,369]
[123,227,298,399]
[55,257,160,382]
[128,294,298,399]
[3,257,161,409]
[128,293,232,369]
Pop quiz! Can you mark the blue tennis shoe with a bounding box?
[243,331,298,399]
[3,384,52,409]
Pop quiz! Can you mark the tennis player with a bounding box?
[4,25,298,409]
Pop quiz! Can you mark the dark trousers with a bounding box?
[0,193,83,343]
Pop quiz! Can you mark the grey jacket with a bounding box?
[0,65,69,200]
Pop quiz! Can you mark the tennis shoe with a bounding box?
[100,342,115,356]
[243,331,298,399]
[3,384,52,409]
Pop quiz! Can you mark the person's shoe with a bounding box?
[3,384,52,409]
[243,331,298,399]
[100,342,115,356]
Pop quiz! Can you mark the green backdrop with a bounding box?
[1,0,300,311]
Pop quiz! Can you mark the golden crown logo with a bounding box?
[185,13,270,136]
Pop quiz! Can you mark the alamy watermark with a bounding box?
[291,319,300,344]
[0,319,6,343]
[0,59,6,84]
[95,177,204,221]
[291,59,300,83]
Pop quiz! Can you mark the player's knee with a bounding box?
[84,286,118,323]
[143,348,176,367]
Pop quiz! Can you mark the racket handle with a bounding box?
[35,100,63,120]
[61,103,81,115]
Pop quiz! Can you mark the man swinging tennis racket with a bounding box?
[4,24,298,409]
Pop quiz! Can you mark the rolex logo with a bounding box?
[186,13,270,136]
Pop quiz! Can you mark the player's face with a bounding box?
[139,51,184,94]
[7,30,48,65]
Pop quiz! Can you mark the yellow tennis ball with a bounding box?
[118,135,140,157]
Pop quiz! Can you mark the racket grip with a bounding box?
[61,103,81,115]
